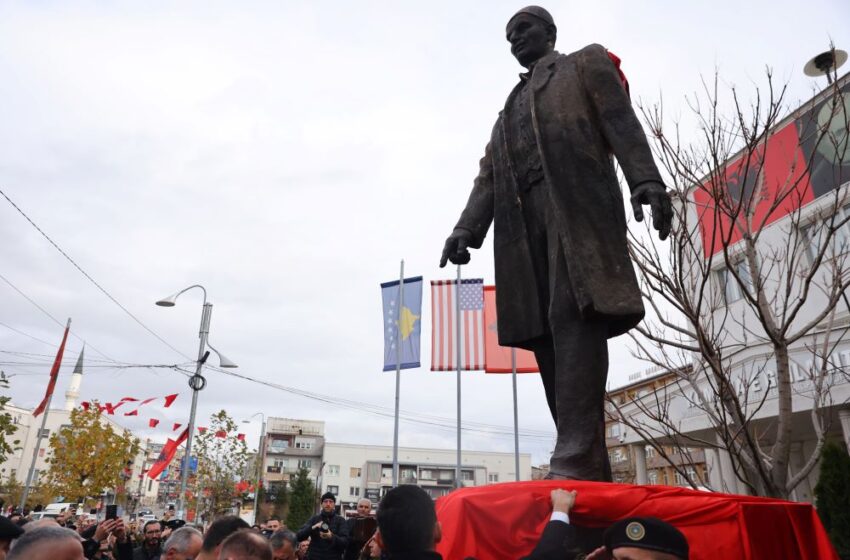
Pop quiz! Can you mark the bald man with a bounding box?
[7,525,85,560]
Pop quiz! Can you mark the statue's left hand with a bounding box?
[630,181,672,240]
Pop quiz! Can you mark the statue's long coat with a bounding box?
[455,44,663,347]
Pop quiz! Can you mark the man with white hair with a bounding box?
[163,526,203,560]
[7,524,85,560]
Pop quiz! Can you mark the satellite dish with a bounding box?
[804,49,847,83]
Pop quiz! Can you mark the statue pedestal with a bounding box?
[433,480,836,560]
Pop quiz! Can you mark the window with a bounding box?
[327,465,340,476]
[645,445,656,459]
[273,459,286,468]
[420,469,434,480]
[350,487,360,497]
[686,467,698,482]
[648,471,658,485]
[295,438,314,450]
[674,471,688,486]
[607,423,621,438]
[269,439,289,451]
[803,204,850,262]
[327,485,339,494]
[297,459,312,469]
[461,470,474,481]
[488,473,499,483]
[611,449,626,464]
[381,467,393,479]
[350,467,361,478]
[438,470,454,481]
[718,259,752,304]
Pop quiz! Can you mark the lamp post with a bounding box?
[156,284,237,520]
[242,413,266,525]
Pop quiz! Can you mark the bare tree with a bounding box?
[611,64,850,499]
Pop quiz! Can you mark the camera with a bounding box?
[321,523,329,532]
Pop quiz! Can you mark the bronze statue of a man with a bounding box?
[440,6,672,481]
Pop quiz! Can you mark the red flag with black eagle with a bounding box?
[147,427,189,479]
[33,319,71,417]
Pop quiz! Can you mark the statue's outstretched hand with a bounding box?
[630,181,673,241]
[440,229,473,267]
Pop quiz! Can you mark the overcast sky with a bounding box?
[1,1,849,466]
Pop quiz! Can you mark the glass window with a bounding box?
[327,485,338,494]
[328,465,340,476]
[349,487,360,496]
[269,439,289,451]
[648,471,658,485]
[645,445,656,458]
[350,467,361,478]
[488,473,499,483]
[461,470,474,481]
[297,459,312,469]
[719,258,752,304]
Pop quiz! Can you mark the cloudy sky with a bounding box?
[1,1,849,465]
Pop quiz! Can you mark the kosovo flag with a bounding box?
[381,276,423,371]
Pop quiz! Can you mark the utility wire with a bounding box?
[188,366,555,441]
[0,187,193,363]
[0,272,119,364]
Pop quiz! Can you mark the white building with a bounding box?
[258,416,532,507]
[609,70,850,501]
[321,442,532,506]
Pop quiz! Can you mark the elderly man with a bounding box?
[343,499,374,560]
[440,6,672,481]
[269,530,297,560]
[7,525,85,560]
[161,526,203,560]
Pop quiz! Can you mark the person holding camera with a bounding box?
[296,493,348,560]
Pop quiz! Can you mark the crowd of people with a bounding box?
[0,488,689,560]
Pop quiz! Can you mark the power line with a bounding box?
[0,186,194,363]
[0,272,119,364]
[190,366,555,441]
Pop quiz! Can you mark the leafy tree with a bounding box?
[191,410,250,521]
[43,406,139,507]
[285,467,315,530]
[0,374,20,465]
[815,440,850,558]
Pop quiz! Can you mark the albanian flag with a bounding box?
[147,427,189,479]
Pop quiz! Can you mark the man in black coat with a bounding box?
[527,489,689,560]
[296,493,348,560]
[440,6,672,481]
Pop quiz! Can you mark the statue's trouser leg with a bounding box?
[531,247,611,482]
[520,181,611,481]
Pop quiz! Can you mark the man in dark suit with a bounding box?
[440,6,672,481]
[527,490,689,560]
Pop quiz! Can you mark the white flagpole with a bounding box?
[511,348,520,481]
[455,265,462,489]
[392,260,404,488]
[21,318,71,510]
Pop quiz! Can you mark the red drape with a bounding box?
[434,481,837,560]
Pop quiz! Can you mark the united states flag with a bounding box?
[431,278,485,371]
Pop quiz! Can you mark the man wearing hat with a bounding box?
[527,490,688,560]
[440,6,672,481]
[0,515,24,560]
[296,492,349,560]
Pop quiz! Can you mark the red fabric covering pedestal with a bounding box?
[433,481,837,560]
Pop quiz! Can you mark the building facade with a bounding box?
[605,71,850,502]
[257,417,532,507]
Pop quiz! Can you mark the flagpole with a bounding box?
[21,318,70,510]
[455,264,462,490]
[392,259,404,488]
[511,348,520,481]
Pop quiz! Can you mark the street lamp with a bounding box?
[242,413,266,525]
[156,284,237,521]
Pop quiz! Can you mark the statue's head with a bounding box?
[506,6,556,68]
